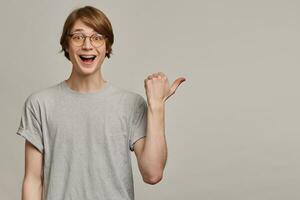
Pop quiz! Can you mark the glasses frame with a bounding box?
[68,32,106,48]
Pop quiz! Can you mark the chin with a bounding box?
[78,64,100,75]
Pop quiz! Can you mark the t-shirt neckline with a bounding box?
[60,80,111,97]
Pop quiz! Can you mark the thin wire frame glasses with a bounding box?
[68,32,106,47]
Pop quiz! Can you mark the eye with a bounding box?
[92,34,104,41]
[72,34,84,41]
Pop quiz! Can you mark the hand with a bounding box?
[144,72,186,105]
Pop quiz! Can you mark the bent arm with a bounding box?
[134,103,167,184]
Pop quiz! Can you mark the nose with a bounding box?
[82,37,93,50]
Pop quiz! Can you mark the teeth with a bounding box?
[80,55,95,58]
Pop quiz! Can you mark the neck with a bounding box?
[65,70,107,93]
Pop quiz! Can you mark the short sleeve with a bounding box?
[129,95,148,151]
[16,95,44,153]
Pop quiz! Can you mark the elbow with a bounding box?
[22,176,43,196]
[143,172,163,185]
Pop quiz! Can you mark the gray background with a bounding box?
[1,0,300,199]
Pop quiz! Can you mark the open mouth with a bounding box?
[79,55,97,64]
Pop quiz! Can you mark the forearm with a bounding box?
[140,102,167,179]
[22,177,43,200]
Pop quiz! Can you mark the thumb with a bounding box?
[165,77,186,101]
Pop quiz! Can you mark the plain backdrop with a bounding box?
[1,0,300,199]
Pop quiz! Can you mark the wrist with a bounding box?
[148,100,165,112]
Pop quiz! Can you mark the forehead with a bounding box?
[71,19,96,33]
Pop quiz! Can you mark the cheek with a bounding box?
[68,48,78,59]
[97,47,107,58]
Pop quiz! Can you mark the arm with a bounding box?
[134,72,186,185]
[21,140,44,200]
[134,103,167,185]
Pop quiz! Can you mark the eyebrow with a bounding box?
[72,28,84,32]
[70,28,98,34]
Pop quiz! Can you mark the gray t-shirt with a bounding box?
[16,80,148,200]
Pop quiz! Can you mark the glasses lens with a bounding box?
[71,34,84,46]
[91,34,105,47]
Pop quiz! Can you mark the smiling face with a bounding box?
[66,19,107,76]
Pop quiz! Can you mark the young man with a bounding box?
[16,5,185,200]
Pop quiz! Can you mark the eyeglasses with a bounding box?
[68,32,106,47]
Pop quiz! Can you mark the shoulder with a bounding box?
[109,83,146,106]
[23,82,61,110]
